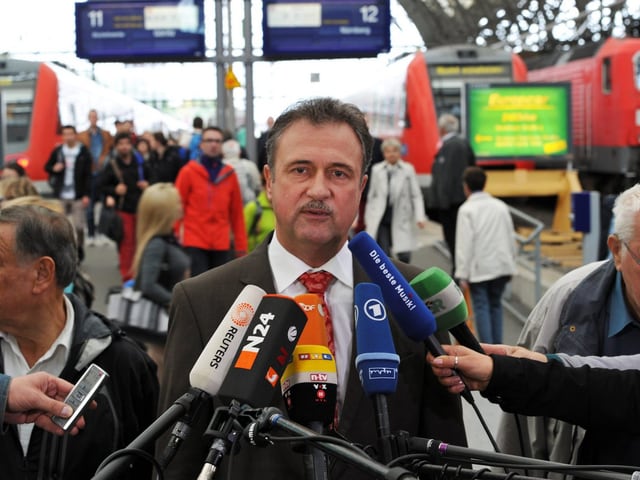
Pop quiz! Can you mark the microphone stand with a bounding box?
[91,391,201,480]
[249,407,417,480]
[403,435,632,480]
[302,421,329,480]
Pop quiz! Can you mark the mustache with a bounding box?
[301,200,332,214]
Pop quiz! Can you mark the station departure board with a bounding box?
[75,0,205,62]
[262,1,390,59]
[465,83,572,158]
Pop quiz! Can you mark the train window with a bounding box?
[432,87,462,120]
[634,52,640,91]
[3,88,33,154]
[602,57,612,94]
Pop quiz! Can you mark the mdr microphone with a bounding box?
[354,282,399,463]
[410,267,484,353]
[348,231,474,404]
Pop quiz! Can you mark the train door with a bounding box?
[0,92,6,165]
[1,85,34,169]
[430,80,464,130]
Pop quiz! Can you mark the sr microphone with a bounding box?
[410,267,484,354]
[354,282,399,463]
[348,231,473,404]
[160,284,266,468]
[199,294,308,479]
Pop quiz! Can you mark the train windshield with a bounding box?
[1,86,34,155]
[634,52,640,90]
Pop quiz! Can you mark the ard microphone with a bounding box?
[410,267,484,354]
[354,282,399,463]
[218,294,308,406]
[160,284,266,468]
[349,232,473,404]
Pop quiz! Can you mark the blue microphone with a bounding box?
[355,283,400,396]
[354,282,399,463]
[349,231,474,404]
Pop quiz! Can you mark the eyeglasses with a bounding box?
[202,138,223,144]
[623,241,640,266]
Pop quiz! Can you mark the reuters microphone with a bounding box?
[410,267,484,353]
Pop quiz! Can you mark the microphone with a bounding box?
[160,284,266,468]
[410,267,484,353]
[198,294,308,479]
[354,282,399,463]
[281,293,337,480]
[348,231,474,404]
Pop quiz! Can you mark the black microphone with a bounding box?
[354,282,399,464]
[159,285,266,468]
[410,267,484,353]
[198,294,308,480]
[280,293,338,480]
[348,231,474,404]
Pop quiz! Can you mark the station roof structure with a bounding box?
[397,0,636,52]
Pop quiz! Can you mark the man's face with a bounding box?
[62,128,77,147]
[88,111,98,127]
[610,219,640,318]
[0,224,35,330]
[264,119,367,266]
[115,137,133,159]
[200,130,224,157]
[383,145,401,165]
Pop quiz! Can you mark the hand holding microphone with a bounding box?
[427,344,494,393]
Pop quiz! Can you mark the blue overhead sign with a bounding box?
[75,0,205,62]
[262,1,391,59]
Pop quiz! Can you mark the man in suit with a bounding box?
[429,113,476,275]
[157,97,467,479]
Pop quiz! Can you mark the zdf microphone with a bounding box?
[410,267,484,354]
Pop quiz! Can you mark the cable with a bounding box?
[94,447,164,480]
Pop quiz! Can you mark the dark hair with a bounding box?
[61,125,77,134]
[114,132,133,145]
[3,161,26,177]
[152,131,168,146]
[463,166,487,192]
[0,205,77,288]
[266,97,372,178]
[193,116,204,129]
[202,126,224,138]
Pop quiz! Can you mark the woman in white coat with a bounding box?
[364,138,427,263]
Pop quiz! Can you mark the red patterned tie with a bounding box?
[298,270,336,358]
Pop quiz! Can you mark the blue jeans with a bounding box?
[469,276,510,344]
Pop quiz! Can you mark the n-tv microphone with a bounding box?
[282,294,337,480]
[348,231,473,404]
[354,282,399,463]
[159,284,266,469]
[410,267,484,354]
[197,295,308,480]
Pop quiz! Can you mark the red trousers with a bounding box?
[117,211,136,282]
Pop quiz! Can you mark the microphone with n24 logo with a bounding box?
[217,294,308,407]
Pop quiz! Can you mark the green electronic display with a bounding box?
[465,83,571,158]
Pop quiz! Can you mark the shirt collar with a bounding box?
[268,231,354,293]
[608,271,635,337]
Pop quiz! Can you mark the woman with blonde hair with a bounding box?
[128,183,190,378]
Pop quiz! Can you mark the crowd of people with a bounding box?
[0,95,637,479]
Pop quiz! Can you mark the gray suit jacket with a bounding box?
[158,234,467,479]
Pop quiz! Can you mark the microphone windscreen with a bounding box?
[218,294,307,406]
[348,231,436,340]
[294,293,329,347]
[410,267,468,331]
[189,284,266,396]
[354,283,399,396]
[281,344,337,427]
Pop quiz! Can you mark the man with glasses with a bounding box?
[497,182,640,472]
[174,126,247,276]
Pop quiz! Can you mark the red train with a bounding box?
[0,58,187,185]
[346,44,527,187]
[527,37,640,193]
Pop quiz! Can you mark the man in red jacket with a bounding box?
[175,126,247,276]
